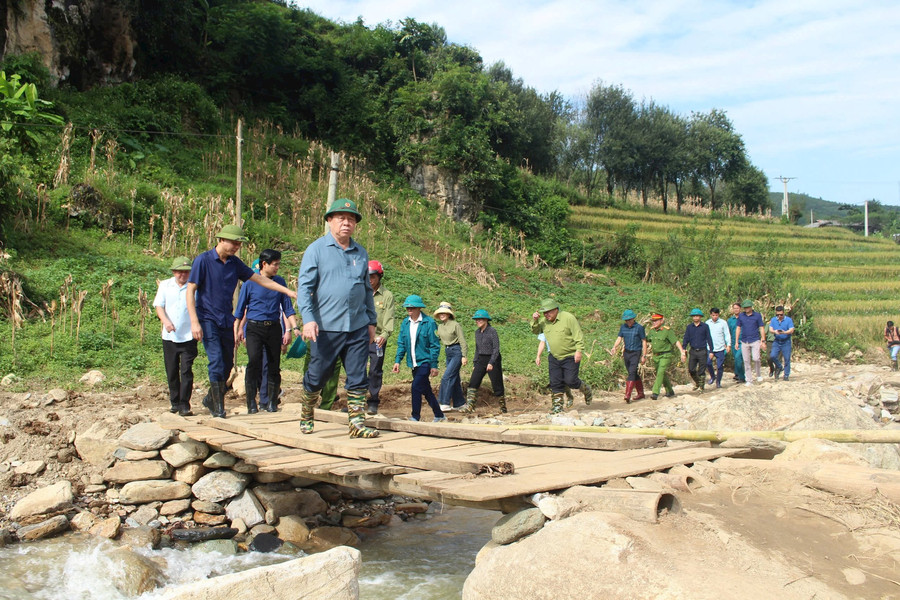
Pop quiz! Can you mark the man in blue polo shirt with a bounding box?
[187,225,297,418]
[768,305,795,381]
[734,299,766,386]
[610,309,647,403]
[234,249,299,414]
[297,199,379,439]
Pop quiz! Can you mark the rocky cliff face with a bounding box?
[406,163,480,222]
[2,0,137,87]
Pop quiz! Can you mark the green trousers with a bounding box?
[652,353,675,395]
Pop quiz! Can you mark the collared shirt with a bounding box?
[233,275,295,322]
[647,326,678,355]
[297,231,376,333]
[531,311,583,359]
[437,319,468,355]
[153,276,194,343]
[705,318,732,352]
[475,325,501,365]
[736,311,764,343]
[683,321,714,352]
[769,315,794,342]
[188,248,254,328]
[409,313,422,367]
[374,286,395,340]
[395,314,440,368]
[617,322,646,352]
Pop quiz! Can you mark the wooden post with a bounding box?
[325,151,340,234]
[236,118,243,227]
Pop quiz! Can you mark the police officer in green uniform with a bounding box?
[643,313,686,400]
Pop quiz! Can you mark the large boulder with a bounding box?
[191,471,251,503]
[118,422,173,452]
[16,515,70,541]
[106,547,165,596]
[254,488,327,518]
[9,481,74,521]
[160,441,210,468]
[275,515,310,545]
[774,438,870,467]
[119,481,191,504]
[225,489,265,528]
[74,421,120,468]
[151,546,360,599]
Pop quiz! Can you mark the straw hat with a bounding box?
[433,302,455,318]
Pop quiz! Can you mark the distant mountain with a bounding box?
[769,192,848,224]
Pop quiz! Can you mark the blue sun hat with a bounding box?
[622,309,637,320]
[689,308,704,316]
[472,309,492,320]
[403,295,426,308]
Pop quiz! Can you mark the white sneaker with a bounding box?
[745,381,753,387]
[439,404,452,412]
[757,376,764,383]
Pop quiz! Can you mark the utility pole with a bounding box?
[235,118,243,227]
[810,209,813,225]
[326,151,340,234]
[777,176,796,218]
[864,200,869,237]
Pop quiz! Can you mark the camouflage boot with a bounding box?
[497,396,508,414]
[460,388,477,414]
[550,393,564,414]
[565,388,574,409]
[348,390,380,438]
[582,382,593,406]
[299,388,320,434]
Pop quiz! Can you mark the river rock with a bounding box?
[192,500,224,514]
[17,515,70,541]
[193,511,228,526]
[254,471,291,483]
[774,438,870,466]
[231,518,247,534]
[395,502,428,514]
[119,422,173,452]
[114,448,160,461]
[311,483,342,503]
[249,532,283,553]
[341,513,390,528]
[203,452,237,469]
[119,526,161,549]
[89,516,122,539]
[42,388,68,405]
[254,488,327,518]
[537,496,580,521]
[14,460,46,476]
[160,499,192,516]
[174,462,208,485]
[74,421,119,468]
[80,370,106,386]
[157,546,360,600]
[84,484,107,494]
[104,460,172,483]
[192,471,251,503]
[225,489,265,528]
[132,505,159,525]
[170,527,238,543]
[161,441,210,468]
[491,508,546,545]
[306,526,359,551]
[0,373,19,386]
[70,511,98,531]
[195,539,239,555]
[119,480,191,504]
[276,515,310,545]
[9,480,73,521]
[106,547,165,596]
[232,460,258,474]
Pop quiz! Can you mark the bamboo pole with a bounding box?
[502,424,900,444]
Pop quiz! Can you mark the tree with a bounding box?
[582,82,636,199]
[721,163,770,214]
[689,109,746,210]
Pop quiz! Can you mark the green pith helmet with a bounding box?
[472,309,492,320]
[216,224,249,242]
[622,309,637,320]
[741,299,753,308]
[403,294,426,308]
[324,198,363,223]
[690,308,704,316]
[539,298,559,313]
[170,256,192,271]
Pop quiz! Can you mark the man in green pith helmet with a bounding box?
[296,198,380,439]
[531,299,592,414]
[643,313,685,400]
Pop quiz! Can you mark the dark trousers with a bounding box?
[411,363,443,420]
[548,354,581,394]
[706,350,726,385]
[200,321,235,382]
[303,326,369,393]
[245,321,283,401]
[623,349,641,381]
[162,339,198,409]
[688,348,707,383]
[468,354,504,396]
[367,341,387,405]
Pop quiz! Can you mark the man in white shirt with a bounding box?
[153,256,197,416]
[705,307,732,389]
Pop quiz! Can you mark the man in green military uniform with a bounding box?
[531,299,592,414]
[643,313,686,400]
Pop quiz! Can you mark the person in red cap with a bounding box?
[366,259,394,414]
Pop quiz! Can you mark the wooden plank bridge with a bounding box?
[159,409,744,511]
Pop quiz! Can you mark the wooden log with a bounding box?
[560,486,680,523]
[501,429,666,451]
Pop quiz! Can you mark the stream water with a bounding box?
[0,506,496,599]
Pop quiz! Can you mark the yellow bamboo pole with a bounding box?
[501,425,900,444]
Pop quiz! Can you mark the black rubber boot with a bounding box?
[266,383,279,412]
[246,384,259,414]
[209,381,226,418]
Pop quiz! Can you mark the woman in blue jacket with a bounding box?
[392,295,445,422]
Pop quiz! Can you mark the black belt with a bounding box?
[248,319,276,326]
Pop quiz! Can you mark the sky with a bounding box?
[296,1,900,207]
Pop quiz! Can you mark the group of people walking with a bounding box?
[153,197,799,437]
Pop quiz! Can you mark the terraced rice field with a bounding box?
[570,205,900,343]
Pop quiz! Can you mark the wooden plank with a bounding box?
[356,445,512,475]
[330,462,400,477]
[501,430,667,451]
[305,459,368,475]
[365,418,509,442]
[258,454,367,473]
[221,439,273,452]
[255,450,317,468]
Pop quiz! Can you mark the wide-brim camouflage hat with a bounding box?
[325,198,363,223]
[539,298,559,313]
[170,256,192,271]
[217,224,249,242]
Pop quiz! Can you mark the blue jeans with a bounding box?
[303,326,369,393]
[706,350,726,385]
[891,345,900,360]
[770,339,792,377]
[200,321,235,382]
[411,363,443,420]
[438,344,466,408]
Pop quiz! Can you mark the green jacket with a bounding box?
[373,286,394,340]
[647,326,679,355]
[531,311,583,359]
